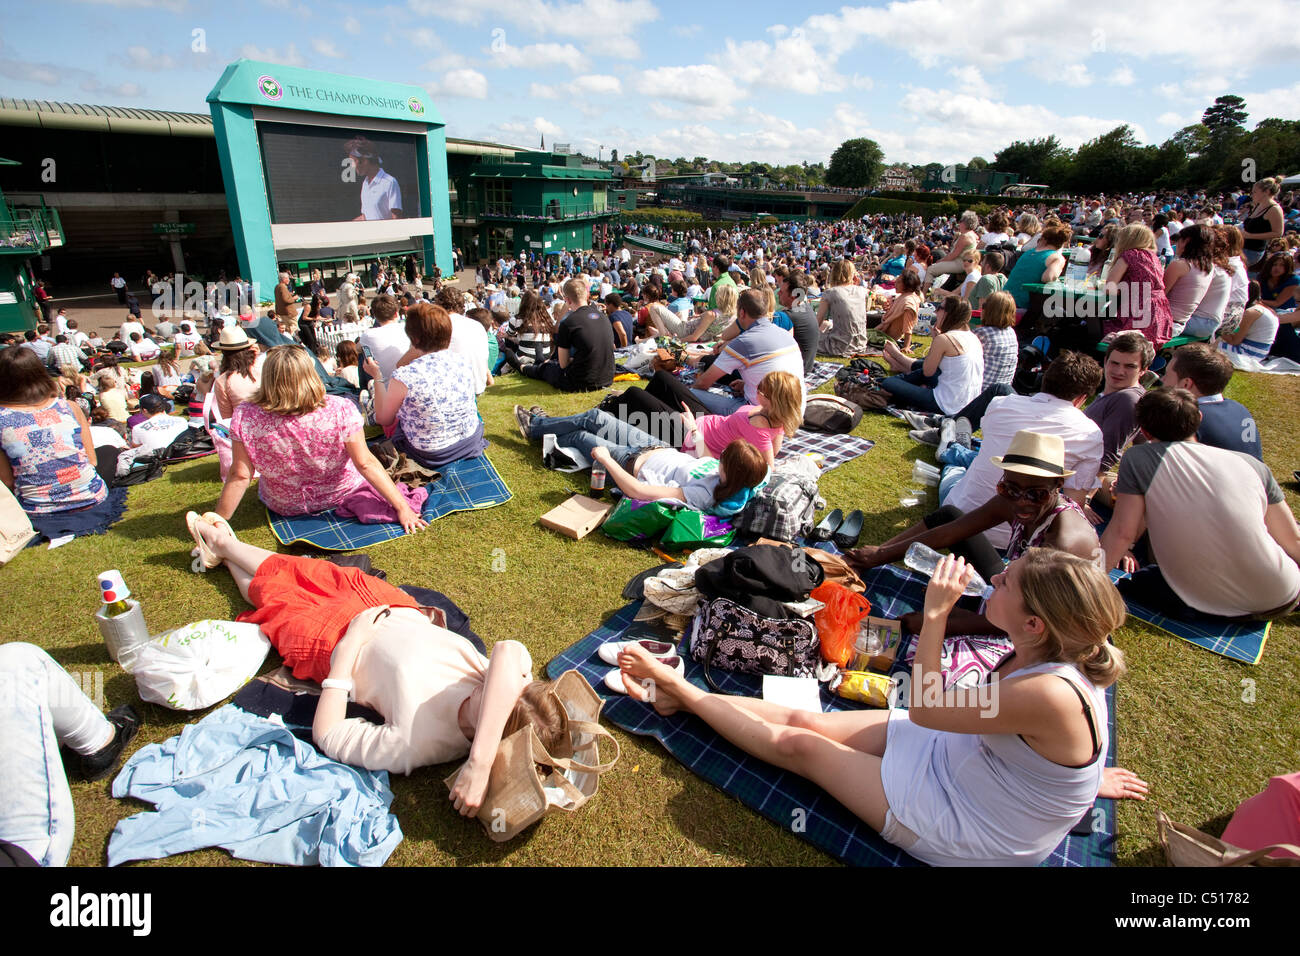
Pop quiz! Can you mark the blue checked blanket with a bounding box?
[268,455,512,551]
[1108,569,1269,665]
[549,563,1117,868]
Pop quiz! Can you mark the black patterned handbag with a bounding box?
[689,597,820,692]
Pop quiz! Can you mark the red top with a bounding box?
[1105,248,1173,346]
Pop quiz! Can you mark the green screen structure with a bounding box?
[207,60,451,299]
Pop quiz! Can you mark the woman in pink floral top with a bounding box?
[215,347,427,533]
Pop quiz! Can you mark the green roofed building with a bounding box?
[0,162,64,333]
[465,151,615,263]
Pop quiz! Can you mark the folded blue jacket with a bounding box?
[108,705,402,867]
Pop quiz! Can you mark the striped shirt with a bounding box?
[711,317,805,405]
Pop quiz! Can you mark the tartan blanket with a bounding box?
[1108,569,1270,665]
[267,455,512,551]
[549,578,1117,868]
[777,429,875,473]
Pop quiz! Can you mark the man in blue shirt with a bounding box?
[603,293,636,347]
[1161,343,1262,459]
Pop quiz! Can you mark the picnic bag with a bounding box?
[125,619,272,710]
[601,498,676,541]
[445,670,619,842]
[731,456,821,542]
[834,376,891,411]
[1155,810,1300,867]
[690,596,820,692]
[660,509,734,549]
[0,482,37,564]
[802,394,863,433]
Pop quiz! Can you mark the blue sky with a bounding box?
[2,0,1299,168]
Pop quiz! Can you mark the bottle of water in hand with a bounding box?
[903,542,993,599]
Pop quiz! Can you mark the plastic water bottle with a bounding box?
[903,542,993,599]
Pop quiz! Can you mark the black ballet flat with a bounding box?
[832,510,864,549]
[809,508,843,543]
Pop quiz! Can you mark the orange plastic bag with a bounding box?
[811,582,872,667]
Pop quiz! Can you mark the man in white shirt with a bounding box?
[66,319,90,351]
[434,287,489,395]
[120,316,145,343]
[130,394,188,454]
[173,322,202,357]
[942,351,1105,549]
[358,295,409,381]
[347,136,403,221]
[128,333,161,363]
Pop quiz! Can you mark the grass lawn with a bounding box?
[8,356,1299,867]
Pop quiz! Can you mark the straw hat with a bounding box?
[990,430,1075,478]
[214,326,252,351]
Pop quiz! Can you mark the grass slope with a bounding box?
[6,360,1298,867]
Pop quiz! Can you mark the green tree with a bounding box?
[826,137,885,188]
[1068,125,1146,193]
[968,156,988,170]
[993,136,1065,185]
[1202,95,1248,142]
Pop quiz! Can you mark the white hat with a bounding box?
[214,326,252,351]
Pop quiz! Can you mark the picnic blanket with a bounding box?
[777,429,875,473]
[548,584,1117,867]
[1108,569,1270,665]
[268,454,512,551]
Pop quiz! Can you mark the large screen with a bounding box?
[257,121,423,224]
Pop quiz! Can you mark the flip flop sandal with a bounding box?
[185,511,220,572]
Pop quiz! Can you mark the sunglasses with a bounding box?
[997,480,1055,505]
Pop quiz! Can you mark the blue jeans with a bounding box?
[528,408,665,471]
[0,643,113,867]
[937,442,977,504]
[880,364,943,414]
[688,386,746,416]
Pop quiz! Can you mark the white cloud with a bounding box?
[0,56,143,97]
[569,74,621,96]
[72,0,188,9]
[428,68,489,99]
[494,116,565,141]
[240,43,306,67]
[1028,60,1092,88]
[635,64,742,107]
[406,0,658,59]
[1239,81,1300,122]
[674,24,702,37]
[1107,65,1136,86]
[530,84,558,99]
[947,65,991,97]
[488,41,589,72]
[124,45,177,70]
[311,37,344,59]
[1156,111,1192,127]
[715,34,848,96]
[421,53,473,71]
[343,16,362,34]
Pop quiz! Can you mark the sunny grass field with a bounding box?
[7,356,1300,867]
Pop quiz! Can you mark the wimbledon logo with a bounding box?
[257,75,283,101]
[408,96,425,115]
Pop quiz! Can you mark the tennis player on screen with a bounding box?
[345,136,403,220]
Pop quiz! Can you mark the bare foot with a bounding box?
[1099,766,1149,801]
[619,644,687,717]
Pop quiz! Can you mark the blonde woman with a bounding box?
[214,345,426,532]
[934,249,983,303]
[748,266,777,318]
[601,369,803,466]
[1241,177,1285,268]
[817,258,870,356]
[618,547,1132,866]
[696,282,739,342]
[1102,224,1173,345]
[1013,213,1041,250]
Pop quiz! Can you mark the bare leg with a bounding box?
[692,692,891,755]
[194,521,275,603]
[619,647,891,830]
[883,339,913,373]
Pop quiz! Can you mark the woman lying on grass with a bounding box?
[184,514,563,818]
[617,548,1146,866]
[515,405,769,516]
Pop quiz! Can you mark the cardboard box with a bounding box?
[539,494,615,540]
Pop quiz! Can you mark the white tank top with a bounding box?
[1191,265,1231,322]
[883,660,1107,866]
[933,329,985,416]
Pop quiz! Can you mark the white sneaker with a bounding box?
[936,418,957,458]
[596,638,678,666]
[603,656,685,695]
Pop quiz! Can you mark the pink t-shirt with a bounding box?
[692,405,785,459]
[230,396,367,516]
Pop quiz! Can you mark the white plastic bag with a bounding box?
[124,619,271,711]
